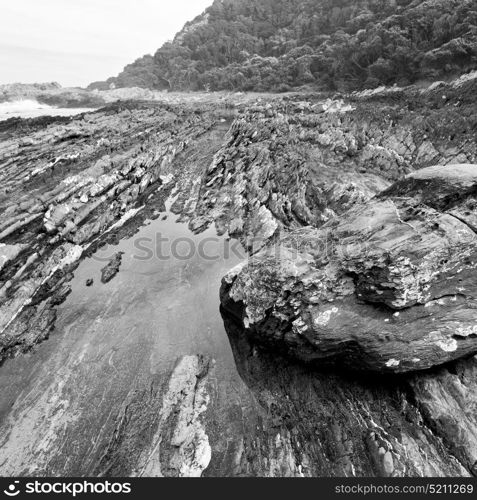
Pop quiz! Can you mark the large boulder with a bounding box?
[221,164,477,373]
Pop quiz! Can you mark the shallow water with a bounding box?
[0,205,259,476]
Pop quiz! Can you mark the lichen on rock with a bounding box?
[221,164,477,373]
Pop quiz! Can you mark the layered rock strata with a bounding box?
[192,82,477,250]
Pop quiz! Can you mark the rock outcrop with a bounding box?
[221,164,477,373]
[192,86,477,251]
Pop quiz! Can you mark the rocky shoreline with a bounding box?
[0,77,476,476]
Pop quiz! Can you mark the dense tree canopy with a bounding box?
[89,0,477,92]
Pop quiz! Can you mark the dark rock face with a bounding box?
[221,164,477,373]
[222,310,477,477]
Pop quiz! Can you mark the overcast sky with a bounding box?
[0,0,212,87]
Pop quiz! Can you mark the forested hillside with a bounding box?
[89,0,477,92]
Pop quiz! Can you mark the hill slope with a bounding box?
[89,0,477,92]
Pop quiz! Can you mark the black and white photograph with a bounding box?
[0,0,477,492]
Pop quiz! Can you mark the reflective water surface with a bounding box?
[0,205,262,476]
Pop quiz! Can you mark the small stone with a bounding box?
[100,252,124,284]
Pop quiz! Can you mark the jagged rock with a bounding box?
[192,93,477,249]
[221,164,477,373]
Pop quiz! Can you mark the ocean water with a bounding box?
[0,99,95,121]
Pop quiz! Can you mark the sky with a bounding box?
[0,0,212,87]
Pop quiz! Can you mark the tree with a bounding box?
[89,0,477,92]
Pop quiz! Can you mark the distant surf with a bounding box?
[0,99,95,121]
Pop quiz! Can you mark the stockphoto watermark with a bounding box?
[1,479,132,497]
[91,231,371,267]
